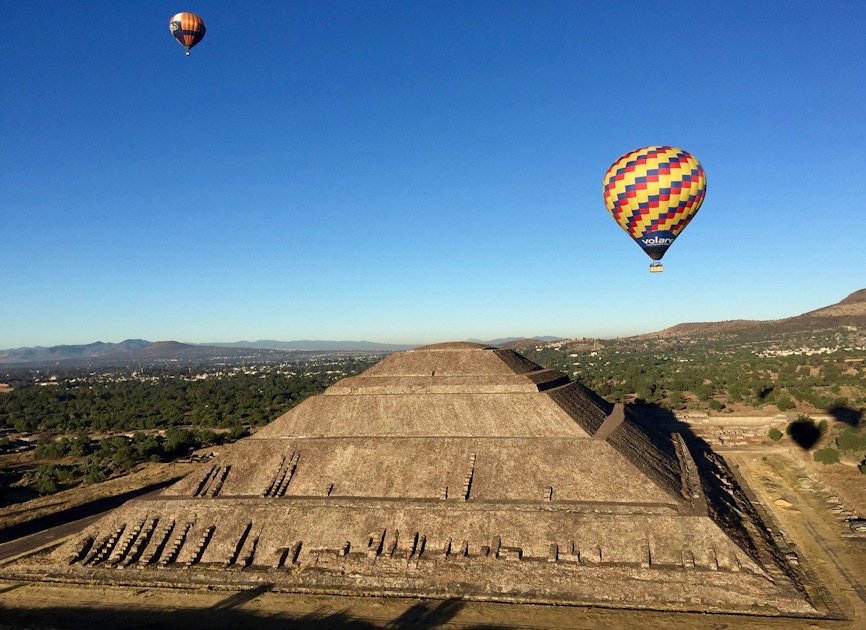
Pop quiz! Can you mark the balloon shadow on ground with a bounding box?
[826,405,863,427]
[785,417,822,450]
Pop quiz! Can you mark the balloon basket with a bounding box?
[649,262,664,273]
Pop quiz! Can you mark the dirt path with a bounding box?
[0,579,850,629]
[726,450,866,629]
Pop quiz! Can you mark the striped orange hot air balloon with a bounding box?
[169,12,206,56]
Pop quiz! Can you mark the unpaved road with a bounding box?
[726,450,866,629]
[0,513,104,563]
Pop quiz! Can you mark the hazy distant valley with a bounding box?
[3,289,865,370]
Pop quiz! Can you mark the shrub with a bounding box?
[33,464,61,495]
[837,428,866,451]
[35,476,58,495]
[768,427,783,441]
[226,426,250,442]
[813,447,840,465]
[34,438,70,459]
[81,461,105,485]
[776,396,795,411]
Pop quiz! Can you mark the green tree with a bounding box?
[132,433,161,461]
[813,447,840,465]
[776,395,795,411]
[81,460,105,484]
[69,432,91,457]
[33,465,59,495]
[837,428,866,452]
[164,427,194,455]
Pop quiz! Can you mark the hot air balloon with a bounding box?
[169,12,206,56]
[602,146,707,272]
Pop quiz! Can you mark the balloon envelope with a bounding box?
[602,146,706,261]
[169,12,206,55]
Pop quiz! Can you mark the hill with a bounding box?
[643,289,866,340]
[509,289,866,417]
[0,340,151,365]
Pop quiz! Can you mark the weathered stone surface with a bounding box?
[3,343,815,615]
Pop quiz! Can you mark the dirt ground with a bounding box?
[0,577,855,630]
[1,443,865,629]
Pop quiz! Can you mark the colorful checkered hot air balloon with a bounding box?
[169,12,206,56]
[602,146,707,272]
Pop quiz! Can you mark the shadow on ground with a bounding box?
[0,595,513,629]
[827,405,863,427]
[785,417,822,450]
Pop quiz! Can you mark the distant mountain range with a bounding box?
[0,337,563,367]
[203,340,417,351]
[0,339,416,367]
[1,289,863,367]
[0,339,154,366]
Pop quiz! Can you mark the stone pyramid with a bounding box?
[7,343,814,614]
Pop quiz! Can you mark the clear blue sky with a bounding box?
[2,1,864,348]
